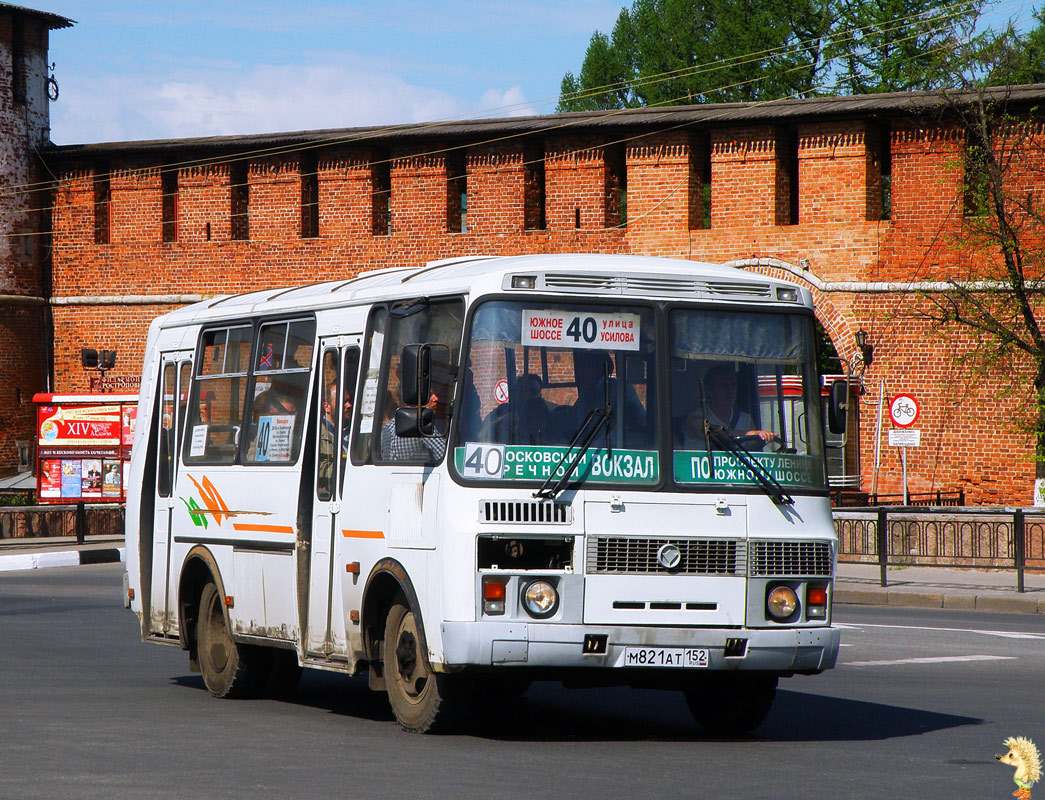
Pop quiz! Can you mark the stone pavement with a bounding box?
[0,535,1042,615]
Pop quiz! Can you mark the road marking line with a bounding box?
[846,654,1016,667]
[835,622,1045,640]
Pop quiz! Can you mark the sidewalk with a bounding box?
[1,536,1042,615]
[0,535,125,572]
[836,562,1045,614]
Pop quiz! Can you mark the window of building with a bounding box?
[11,16,25,105]
[447,151,467,233]
[605,143,627,227]
[877,123,892,221]
[523,142,546,231]
[301,152,319,239]
[161,168,178,243]
[963,129,991,218]
[372,157,391,236]
[94,164,110,245]
[230,161,249,241]
[777,127,799,226]
[690,132,712,230]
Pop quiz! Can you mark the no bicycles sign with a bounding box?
[889,394,920,427]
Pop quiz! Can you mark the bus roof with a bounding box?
[156,254,811,327]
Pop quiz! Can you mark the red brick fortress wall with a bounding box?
[41,99,1045,504]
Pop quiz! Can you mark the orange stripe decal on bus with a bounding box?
[342,529,385,539]
[231,523,295,534]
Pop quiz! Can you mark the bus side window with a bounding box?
[317,349,339,501]
[157,362,176,497]
[353,298,463,465]
[338,348,360,494]
[244,318,316,465]
[184,325,252,465]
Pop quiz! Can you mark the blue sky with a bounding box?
[42,1,623,144]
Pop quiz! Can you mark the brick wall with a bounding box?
[37,106,1045,504]
[0,11,54,478]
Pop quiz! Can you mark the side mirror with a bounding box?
[394,406,435,438]
[400,344,431,407]
[827,379,848,434]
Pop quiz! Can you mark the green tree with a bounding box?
[829,0,981,94]
[981,9,1045,87]
[556,0,833,112]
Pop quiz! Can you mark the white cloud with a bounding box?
[50,63,464,144]
[477,86,538,119]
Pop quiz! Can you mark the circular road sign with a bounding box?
[494,379,510,404]
[889,394,920,427]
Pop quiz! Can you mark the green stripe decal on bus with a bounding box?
[455,444,659,483]
[672,450,819,486]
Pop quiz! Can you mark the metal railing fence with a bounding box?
[0,503,125,543]
[834,506,1045,591]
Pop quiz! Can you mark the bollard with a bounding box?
[1014,508,1026,593]
[75,500,87,545]
[876,506,889,587]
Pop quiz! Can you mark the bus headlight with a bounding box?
[766,585,798,620]
[522,580,558,618]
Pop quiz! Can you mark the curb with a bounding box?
[836,586,1044,614]
[0,547,125,573]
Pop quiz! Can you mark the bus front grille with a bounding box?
[586,536,745,575]
[479,500,572,524]
[748,540,833,577]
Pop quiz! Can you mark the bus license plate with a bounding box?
[624,647,709,668]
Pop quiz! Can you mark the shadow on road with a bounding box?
[174,671,982,742]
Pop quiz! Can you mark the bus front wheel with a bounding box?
[196,582,264,698]
[383,596,469,733]
[683,673,778,735]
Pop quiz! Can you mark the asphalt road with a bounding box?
[1,564,1042,800]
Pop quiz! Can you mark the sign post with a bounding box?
[888,394,920,505]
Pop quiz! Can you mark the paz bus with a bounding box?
[124,253,842,734]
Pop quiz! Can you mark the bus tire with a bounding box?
[196,582,264,699]
[383,595,468,733]
[683,673,777,735]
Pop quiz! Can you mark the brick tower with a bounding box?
[0,3,72,478]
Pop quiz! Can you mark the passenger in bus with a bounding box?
[380,390,447,461]
[555,350,645,444]
[680,364,776,447]
[319,381,338,482]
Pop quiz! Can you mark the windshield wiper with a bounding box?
[698,379,793,505]
[533,404,612,500]
[705,423,793,505]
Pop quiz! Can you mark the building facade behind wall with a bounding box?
[0,4,71,481]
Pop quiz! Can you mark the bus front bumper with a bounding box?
[439,621,839,674]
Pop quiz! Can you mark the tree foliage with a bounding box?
[555,0,1045,110]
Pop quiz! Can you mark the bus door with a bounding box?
[306,339,361,659]
[150,353,193,636]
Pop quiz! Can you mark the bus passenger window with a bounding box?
[317,349,339,500]
[244,318,316,465]
[184,325,252,464]
[339,348,360,494]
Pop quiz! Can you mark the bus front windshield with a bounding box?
[668,308,826,492]
[453,300,659,486]
[451,299,827,494]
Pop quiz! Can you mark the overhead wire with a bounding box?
[0,0,1012,205]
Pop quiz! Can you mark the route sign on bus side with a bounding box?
[889,394,920,428]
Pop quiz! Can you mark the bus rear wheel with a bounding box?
[383,596,469,733]
[196,582,264,698]
[683,673,778,735]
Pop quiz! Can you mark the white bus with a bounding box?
[125,254,842,734]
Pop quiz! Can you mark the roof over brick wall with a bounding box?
[0,2,74,29]
[43,84,1045,161]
